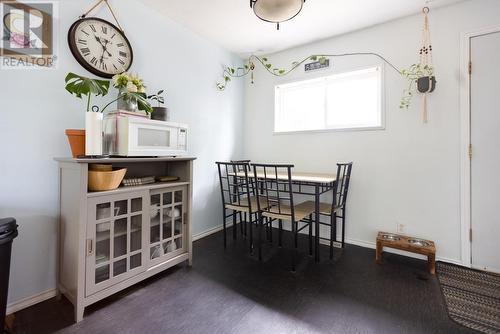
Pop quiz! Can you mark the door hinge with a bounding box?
[468,61,472,75]
[469,228,472,242]
[468,144,473,160]
[86,239,94,256]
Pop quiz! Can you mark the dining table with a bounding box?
[232,170,337,262]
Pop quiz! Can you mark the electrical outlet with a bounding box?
[397,223,406,234]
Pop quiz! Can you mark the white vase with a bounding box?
[85,112,103,156]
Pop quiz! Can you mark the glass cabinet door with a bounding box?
[149,186,187,265]
[86,191,148,296]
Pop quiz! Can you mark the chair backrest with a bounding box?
[252,163,296,221]
[216,161,254,212]
[332,162,353,210]
[230,160,251,172]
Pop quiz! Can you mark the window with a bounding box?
[274,66,383,133]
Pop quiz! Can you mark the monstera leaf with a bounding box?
[65,72,110,112]
[65,72,110,98]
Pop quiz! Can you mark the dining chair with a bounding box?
[305,163,353,259]
[216,161,267,253]
[252,163,315,271]
[231,160,252,237]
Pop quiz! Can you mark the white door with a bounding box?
[470,30,500,273]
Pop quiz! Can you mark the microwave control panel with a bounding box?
[178,128,187,150]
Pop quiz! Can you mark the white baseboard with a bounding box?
[6,288,57,315]
[193,223,463,266]
[193,224,226,241]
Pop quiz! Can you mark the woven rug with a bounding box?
[437,262,500,333]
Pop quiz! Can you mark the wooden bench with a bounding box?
[376,232,436,275]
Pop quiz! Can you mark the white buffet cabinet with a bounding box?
[55,157,195,322]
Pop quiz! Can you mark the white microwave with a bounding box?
[103,113,188,157]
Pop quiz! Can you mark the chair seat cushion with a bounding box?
[262,201,316,222]
[225,196,269,213]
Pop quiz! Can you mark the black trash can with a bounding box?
[0,218,18,333]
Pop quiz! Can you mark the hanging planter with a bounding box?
[417,76,436,93]
[400,7,437,123]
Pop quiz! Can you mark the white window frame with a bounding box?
[273,65,385,134]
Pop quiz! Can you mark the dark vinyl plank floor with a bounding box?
[11,227,474,334]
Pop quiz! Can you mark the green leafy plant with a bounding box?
[148,90,165,107]
[399,63,434,109]
[65,72,110,112]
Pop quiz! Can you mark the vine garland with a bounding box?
[217,53,433,111]
[217,53,400,90]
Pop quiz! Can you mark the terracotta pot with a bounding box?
[65,129,85,158]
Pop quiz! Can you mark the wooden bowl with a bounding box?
[89,164,113,172]
[88,168,127,192]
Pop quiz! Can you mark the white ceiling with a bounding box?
[139,0,464,57]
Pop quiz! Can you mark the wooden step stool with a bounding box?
[376,232,436,275]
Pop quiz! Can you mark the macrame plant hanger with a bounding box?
[419,6,433,123]
[80,0,124,32]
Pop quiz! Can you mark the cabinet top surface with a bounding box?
[54,156,197,163]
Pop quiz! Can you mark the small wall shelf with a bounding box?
[55,156,195,322]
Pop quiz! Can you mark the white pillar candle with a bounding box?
[85,112,103,156]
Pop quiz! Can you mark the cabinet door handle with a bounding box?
[86,239,94,256]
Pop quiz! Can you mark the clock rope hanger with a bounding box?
[68,0,133,78]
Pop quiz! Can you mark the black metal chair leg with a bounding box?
[294,221,298,249]
[278,219,283,247]
[223,208,227,248]
[244,212,248,237]
[308,214,313,256]
[249,213,254,254]
[292,220,296,272]
[341,207,346,248]
[239,212,244,235]
[232,212,237,240]
[330,212,335,259]
[269,218,273,243]
[258,214,263,261]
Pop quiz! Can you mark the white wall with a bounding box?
[243,0,500,263]
[0,0,243,306]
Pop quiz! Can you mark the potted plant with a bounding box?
[148,90,169,121]
[65,72,110,157]
[111,73,152,114]
[400,63,436,109]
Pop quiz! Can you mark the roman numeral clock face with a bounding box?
[68,18,133,78]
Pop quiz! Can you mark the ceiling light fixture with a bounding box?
[250,0,305,30]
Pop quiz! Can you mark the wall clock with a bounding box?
[68,17,133,78]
